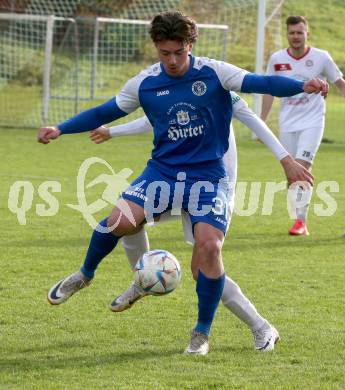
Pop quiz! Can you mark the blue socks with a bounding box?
[80,218,120,279]
[195,271,225,336]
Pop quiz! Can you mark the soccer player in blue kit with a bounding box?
[38,11,328,355]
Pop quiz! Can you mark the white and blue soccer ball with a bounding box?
[134,250,181,295]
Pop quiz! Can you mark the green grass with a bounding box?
[1,129,345,389]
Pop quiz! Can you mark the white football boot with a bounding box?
[184,330,209,356]
[48,270,92,305]
[252,322,280,352]
[110,282,147,312]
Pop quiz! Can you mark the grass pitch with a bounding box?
[1,128,345,389]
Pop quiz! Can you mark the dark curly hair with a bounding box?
[149,11,198,44]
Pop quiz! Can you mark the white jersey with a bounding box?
[266,47,343,132]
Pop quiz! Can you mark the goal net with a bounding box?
[0,0,285,133]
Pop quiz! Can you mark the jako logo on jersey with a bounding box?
[231,95,241,105]
[274,63,292,71]
[176,110,190,125]
[157,90,170,96]
[168,124,204,141]
[192,81,207,96]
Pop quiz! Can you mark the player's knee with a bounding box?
[196,238,222,261]
[107,212,125,236]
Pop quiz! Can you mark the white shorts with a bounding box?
[150,194,235,245]
[279,127,323,164]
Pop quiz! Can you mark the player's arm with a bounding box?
[232,93,313,186]
[334,78,345,98]
[232,94,287,160]
[260,56,275,121]
[37,97,127,144]
[261,95,274,122]
[37,76,141,144]
[241,73,328,97]
[90,116,152,144]
[202,60,327,100]
[322,51,345,98]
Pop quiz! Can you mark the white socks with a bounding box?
[288,184,313,221]
[121,229,150,269]
[121,228,267,331]
[221,276,266,331]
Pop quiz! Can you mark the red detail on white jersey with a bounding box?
[287,47,311,60]
[274,63,292,71]
[266,46,342,133]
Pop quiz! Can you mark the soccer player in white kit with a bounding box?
[89,92,309,351]
[261,15,345,236]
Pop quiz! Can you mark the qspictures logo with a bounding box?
[7,157,135,232]
[7,157,340,230]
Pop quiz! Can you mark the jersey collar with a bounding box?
[287,46,311,60]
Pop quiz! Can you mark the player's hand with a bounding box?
[89,126,111,144]
[37,126,61,144]
[303,78,329,97]
[280,155,314,187]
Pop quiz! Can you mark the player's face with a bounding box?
[287,22,308,51]
[155,40,192,77]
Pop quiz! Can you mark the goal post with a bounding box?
[42,15,54,124]
[0,0,285,130]
[252,0,266,125]
[0,12,77,128]
[90,17,229,102]
[0,13,230,128]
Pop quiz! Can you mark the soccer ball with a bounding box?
[134,250,181,295]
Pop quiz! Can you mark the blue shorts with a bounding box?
[122,159,231,235]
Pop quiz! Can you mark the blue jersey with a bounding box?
[115,55,248,168]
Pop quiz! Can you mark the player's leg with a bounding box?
[47,198,146,305]
[222,278,279,351]
[280,131,308,234]
[121,228,150,270]
[185,216,278,351]
[112,212,183,311]
[47,163,163,305]
[110,163,176,311]
[187,176,279,353]
[120,211,180,270]
[119,208,275,348]
[211,127,277,347]
[183,208,267,328]
[183,177,273,333]
[284,127,323,235]
[109,228,150,312]
[185,222,225,355]
[288,158,312,235]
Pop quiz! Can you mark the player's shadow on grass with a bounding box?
[0,343,253,373]
[0,348,184,372]
[0,238,89,248]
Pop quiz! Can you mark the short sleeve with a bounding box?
[322,51,343,83]
[115,75,142,114]
[206,59,249,91]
